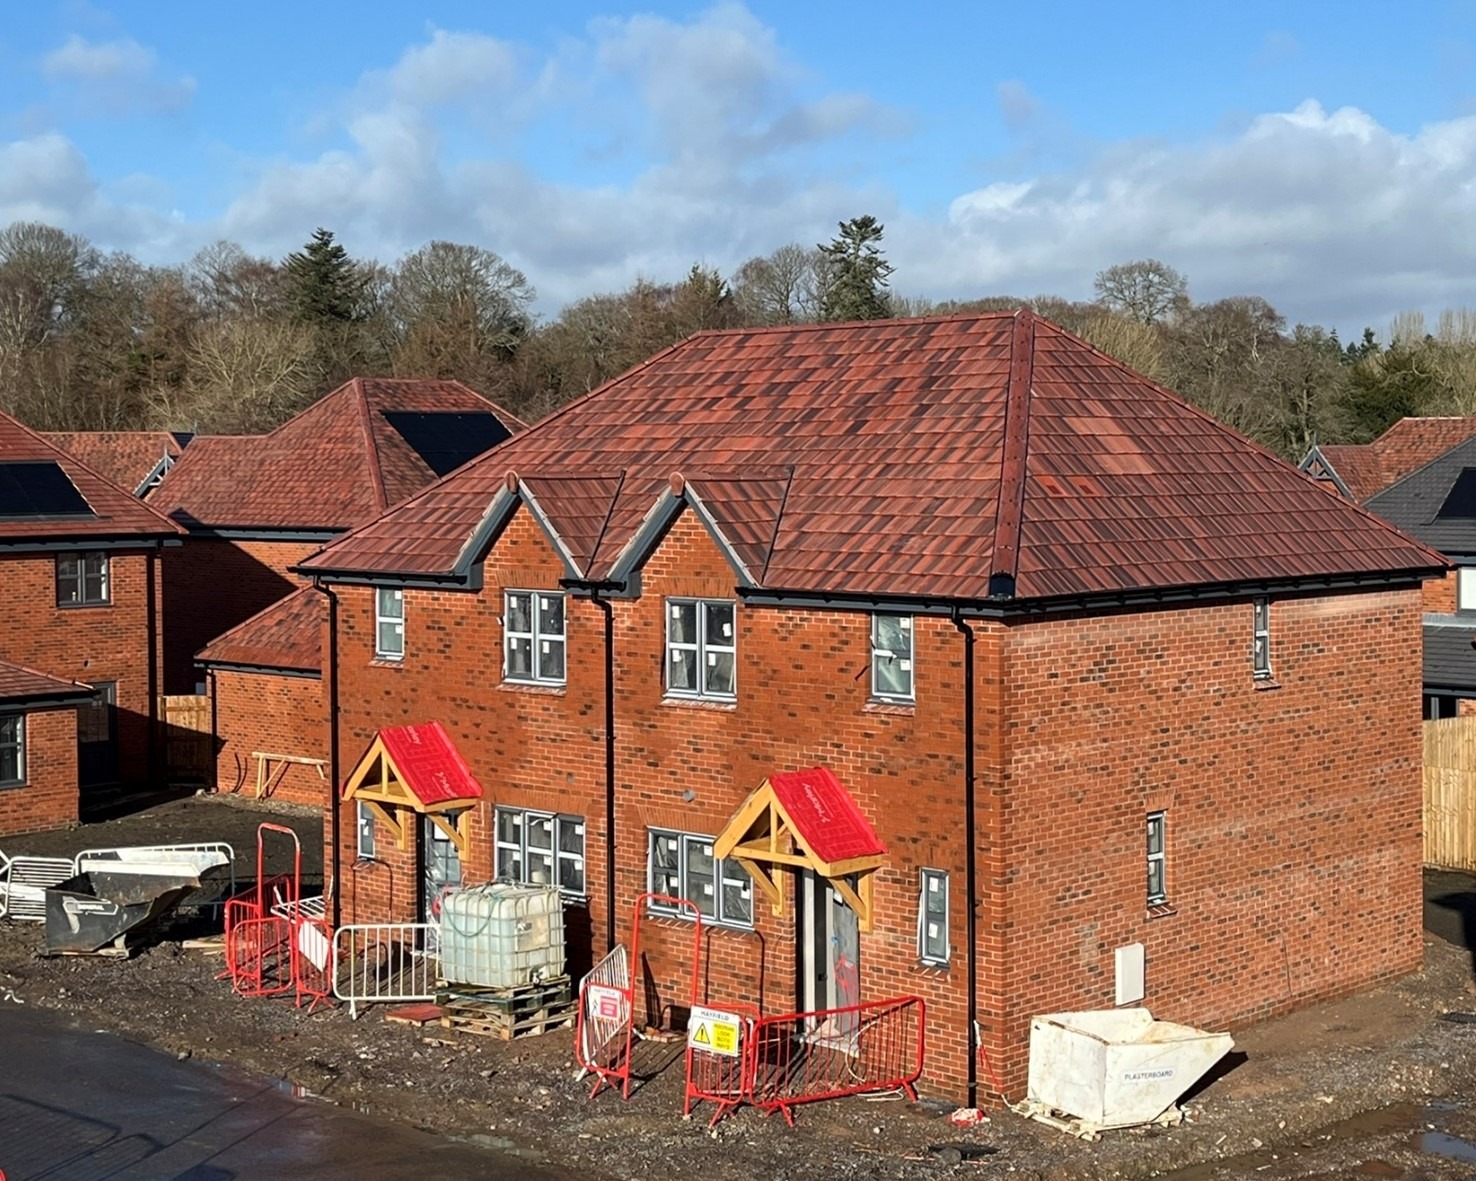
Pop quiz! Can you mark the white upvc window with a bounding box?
[356,801,376,860]
[495,807,586,896]
[872,613,915,702]
[917,868,949,965]
[647,829,752,927]
[1252,597,1272,680]
[1459,568,1476,613]
[665,599,736,700]
[375,587,404,660]
[0,714,24,786]
[504,591,567,685]
[56,551,109,607]
[1146,811,1168,905]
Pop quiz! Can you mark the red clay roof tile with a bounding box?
[302,312,1442,601]
[1312,417,1476,502]
[196,586,321,673]
[0,659,92,704]
[44,431,186,496]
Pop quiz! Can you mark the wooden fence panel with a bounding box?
[160,694,212,784]
[1423,716,1476,871]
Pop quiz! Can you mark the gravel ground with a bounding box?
[5,798,1476,1180]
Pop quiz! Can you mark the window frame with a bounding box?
[646,828,753,929]
[871,613,915,703]
[1252,597,1272,680]
[1459,568,1476,614]
[917,867,950,965]
[375,587,404,661]
[494,807,586,897]
[503,590,568,687]
[56,551,110,608]
[356,801,376,860]
[0,713,23,787]
[664,598,737,701]
[1146,811,1168,905]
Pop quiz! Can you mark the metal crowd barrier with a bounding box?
[332,922,440,1018]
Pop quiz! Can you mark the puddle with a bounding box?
[452,1133,547,1161]
[1419,1130,1476,1164]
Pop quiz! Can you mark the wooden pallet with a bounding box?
[438,976,574,1040]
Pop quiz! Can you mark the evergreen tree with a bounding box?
[817,215,894,322]
[283,228,366,324]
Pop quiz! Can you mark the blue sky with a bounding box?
[2,2,1475,334]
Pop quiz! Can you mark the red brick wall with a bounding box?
[328,505,1427,1102]
[0,548,160,787]
[163,536,319,692]
[210,668,325,806]
[1425,570,1457,613]
[0,706,80,836]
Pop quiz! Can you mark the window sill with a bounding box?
[644,910,753,934]
[1252,678,1281,692]
[499,681,567,696]
[1146,903,1178,920]
[915,959,950,974]
[56,601,111,610]
[369,658,405,669]
[865,699,915,716]
[661,696,736,712]
[0,781,28,790]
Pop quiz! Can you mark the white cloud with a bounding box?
[41,34,195,117]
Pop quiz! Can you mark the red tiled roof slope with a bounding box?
[518,473,623,576]
[1314,418,1476,502]
[152,378,525,531]
[196,586,321,673]
[45,431,185,496]
[0,659,92,703]
[302,313,1442,602]
[0,412,183,541]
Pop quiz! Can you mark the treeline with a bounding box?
[0,216,1467,457]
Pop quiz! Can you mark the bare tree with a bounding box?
[732,244,823,324]
[182,317,322,432]
[1093,259,1188,325]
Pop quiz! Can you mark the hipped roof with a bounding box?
[301,311,1442,604]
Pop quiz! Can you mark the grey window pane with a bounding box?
[669,648,697,692]
[497,848,522,880]
[57,555,79,580]
[874,655,911,698]
[558,820,583,856]
[378,589,402,620]
[539,594,565,636]
[527,851,554,886]
[507,636,533,678]
[875,614,909,653]
[541,639,566,682]
[653,834,678,871]
[84,571,105,601]
[506,592,531,633]
[669,601,698,644]
[496,810,521,843]
[722,881,750,924]
[705,650,735,696]
[705,601,734,644]
[377,621,403,655]
[1253,635,1270,670]
[654,868,680,897]
[559,856,585,894]
[1148,861,1165,900]
[527,815,554,851]
[687,841,716,916]
[1147,821,1163,855]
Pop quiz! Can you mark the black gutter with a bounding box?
[196,661,322,680]
[950,605,979,1110]
[0,689,96,709]
[592,586,618,953]
[208,669,218,790]
[312,578,343,930]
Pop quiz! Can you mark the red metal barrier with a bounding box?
[292,917,334,1012]
[746,995,925,1126]
[683,1002,757,1126]
[227,915,294,997]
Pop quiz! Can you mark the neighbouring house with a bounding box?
[1301,419,1476,716]
[150,377,525,694]
[0,411,183,822]
[45,431,193,498]
[300,310,1442,1103]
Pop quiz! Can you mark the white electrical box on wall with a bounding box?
[1115,942,1146,1006]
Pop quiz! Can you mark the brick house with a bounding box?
[1302,420,1476,715]
[0,411,182,823]
[150,376,525,694]
[301,311,1441,1103]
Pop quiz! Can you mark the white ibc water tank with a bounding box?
[439,882,566,989]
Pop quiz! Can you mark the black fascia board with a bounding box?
[0,687,98,709]
[293,567,481,592]
[194,659,321,680]
[0,535,181,553]
[185,525,343,543]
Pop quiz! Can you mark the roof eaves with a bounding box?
[450,482,520,580]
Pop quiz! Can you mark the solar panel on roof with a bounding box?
[1437,468,1476,519]
[0,461,95,519]
[382,412,512,477]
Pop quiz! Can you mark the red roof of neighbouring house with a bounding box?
[44,431,189,497]
[0,411,184,542]
[301,311,1441,603]
[1308,418,1476,503]
[0,659,92,704]
[767,768,886,864]
[378,723,484,806]
[151,378,526,532]
[196,587,321,674]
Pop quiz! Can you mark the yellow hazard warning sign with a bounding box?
[688,1004,742,1057]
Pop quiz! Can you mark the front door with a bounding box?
[420,814,462,923]
[800,870,860,1032]
[77,681,118,790]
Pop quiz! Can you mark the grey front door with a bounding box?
[420,814,461,922]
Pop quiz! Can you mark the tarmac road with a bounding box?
[0,1006,582,1181]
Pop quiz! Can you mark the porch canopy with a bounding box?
[342,722,483,855]
[713,767,886,931]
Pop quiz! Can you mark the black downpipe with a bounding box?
[950,606,979,1109]
[593,591,617,953]
[146,543,160,787]
[315,580,343,930]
